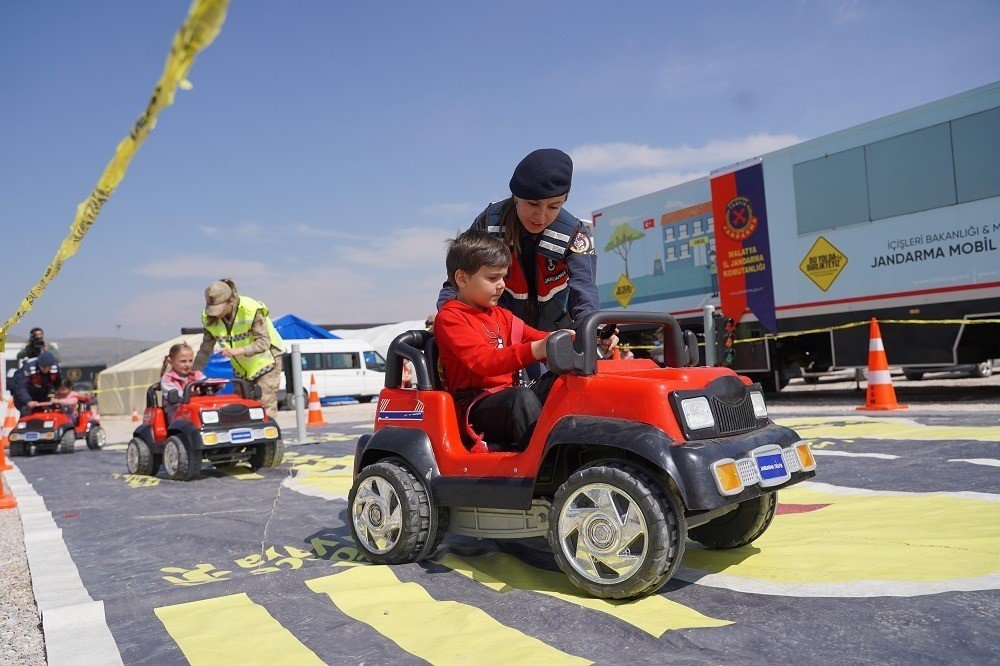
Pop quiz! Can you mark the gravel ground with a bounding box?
[0,503,46,665]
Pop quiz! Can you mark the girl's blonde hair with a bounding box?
[160,342,194,376]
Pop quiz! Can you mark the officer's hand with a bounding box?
[219,348,238,359]
[27,401,39,408]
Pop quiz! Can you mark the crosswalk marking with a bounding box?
[306,565,590,664]
[439,551,729,637]
[155,593,323,664]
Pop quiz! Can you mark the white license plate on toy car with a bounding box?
[751,445,792,488]
[230,428,254,443]
[25,432,39,441]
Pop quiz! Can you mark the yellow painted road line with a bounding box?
[307,565,590,664]
[439,552,729,637]
[215,465,264,480]
[282,454,355,501]
[775,416,1000,442]
[155,593,323,665]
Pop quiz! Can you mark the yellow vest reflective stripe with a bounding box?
[202,296,283,380]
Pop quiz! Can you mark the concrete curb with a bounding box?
[6,465,123,665]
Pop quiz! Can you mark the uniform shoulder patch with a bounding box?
[569,230,594,254]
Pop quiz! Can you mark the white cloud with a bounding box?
[420,202,475,219]
[599,171,708,204]
[572,133,803,174]
[341,226,455,270]
[199,226,221,236]
[134,256,273,280]
[294,224,370,242]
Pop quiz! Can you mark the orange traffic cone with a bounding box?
[131,407,141,422]
[2,397,16,429]
[0,474,16,509]
[306,375,327,426]
[858,317,907,411]
[0,433,11,472]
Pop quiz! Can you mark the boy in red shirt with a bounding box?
[434,229,571,450]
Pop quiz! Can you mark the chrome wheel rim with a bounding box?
[163,441,180,475]
[126,442,139,472]
[352,475,403,555]
[558,482,648,585]
[94,429,106,448]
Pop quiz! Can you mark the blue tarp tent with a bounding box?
[203,314,340,392]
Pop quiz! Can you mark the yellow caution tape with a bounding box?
[0,0,230,353]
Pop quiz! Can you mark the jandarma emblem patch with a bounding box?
[723,196,758,241]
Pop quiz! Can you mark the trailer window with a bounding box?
[793,147,870,235]
[952,105,1000,204]
[865,122,956,220]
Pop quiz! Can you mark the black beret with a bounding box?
[509,148,573,200]
[36,351,56,367]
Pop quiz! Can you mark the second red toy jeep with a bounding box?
[349,311,817,599]
[126,378,283,481]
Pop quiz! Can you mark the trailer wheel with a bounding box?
[970,362,993,379]
[126,438,159,476]
[163,436,198,481]
[689,492,777,549]
[548,462,686,599]
[349,458,438,564]
[58,430,76,454]
[903,370,925,381]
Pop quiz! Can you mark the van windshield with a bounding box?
[363,351,386,373]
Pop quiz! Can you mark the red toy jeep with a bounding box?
[8,398,106,456]
[349,311,817,599]
[126,378,283,481]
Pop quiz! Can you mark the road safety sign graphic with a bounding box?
[613,273,636,307]
[800,236,848,291]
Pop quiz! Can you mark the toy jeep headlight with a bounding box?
[203,433,219,445]
[750,391,767,418]
[262,426,279,439]
[8,433,19,441]
[43,420,54,428]
[680,397,715,430]
[201,410,219,424]
[17,422,26,429]
[42,432,55,440]
[248,407,264,420]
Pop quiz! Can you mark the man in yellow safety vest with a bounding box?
[193,278,284,415]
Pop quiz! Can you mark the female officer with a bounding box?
[437,149,608,355]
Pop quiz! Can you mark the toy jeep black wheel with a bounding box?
[548,462,686,599]
[58,430,76,454]
[9,441,26,457]
[86,426,106,450]
[249,439,284,470]
[349,458,441,564]
[689,492,777,549]
[163,435,198,481]
[126,438,159,476]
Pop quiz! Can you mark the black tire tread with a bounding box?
[250,438,285,470]
[59,430,75,454]
[548,461,686,599]
[86,426,105,450]
[689,492,777,549]
[166,436,198,482]
[127,438,158,476]
[350,459,437,565]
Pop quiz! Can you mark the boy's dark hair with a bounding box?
[58,378,73,390]
[446,229,511,288]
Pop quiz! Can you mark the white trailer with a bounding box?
[593,83,1000,390]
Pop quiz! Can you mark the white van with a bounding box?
[277,338,387,408]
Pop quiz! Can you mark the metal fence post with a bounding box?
[703,304,716,367]
[291,343,307,445]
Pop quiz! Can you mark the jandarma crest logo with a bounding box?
[723,196,758,241]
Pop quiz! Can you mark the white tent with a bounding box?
[96,334,201,415]
[329,320,425,359]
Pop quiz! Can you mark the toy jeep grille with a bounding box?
[218,404,250,425]
[24,420,47,431]
[711,395,758,435]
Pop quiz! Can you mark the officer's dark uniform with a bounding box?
[10,358,61,414]
[436,201,600,332]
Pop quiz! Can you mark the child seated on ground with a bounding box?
[160,342,205,420]
[434,229,569,451]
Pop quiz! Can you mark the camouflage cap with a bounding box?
[204,281,234,317]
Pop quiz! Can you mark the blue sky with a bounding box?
[1,0,997,342]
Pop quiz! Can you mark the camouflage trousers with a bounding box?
[250,357,282,417]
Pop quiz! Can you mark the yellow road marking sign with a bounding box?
[155,593,323,664]
[439,551,729,637]
[799,236,848,291]
[307,565,590,664]
[612,273,636,308]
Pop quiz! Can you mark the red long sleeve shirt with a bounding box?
[434,299,547,394]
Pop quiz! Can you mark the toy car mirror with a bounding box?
[166,389,180,405]
[683,330,699,367]
[546,330,583,375]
